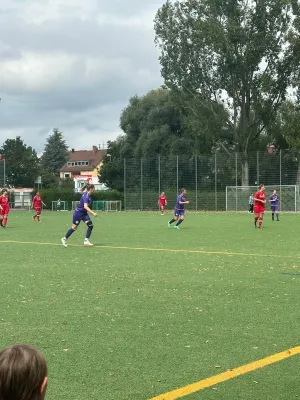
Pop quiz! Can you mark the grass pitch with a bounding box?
[0,211,299,399]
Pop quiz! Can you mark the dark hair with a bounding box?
[259,184,265,189]
[179,188,186,194]
[0,344,47,400]
[1,189,8,194]
[81,183,95,192]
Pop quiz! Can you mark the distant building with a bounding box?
[59,146,107,192]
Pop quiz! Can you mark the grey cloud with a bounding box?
[0,0,166,150]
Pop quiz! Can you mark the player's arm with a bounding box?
[179,200,190,204]
[84,202,97,217]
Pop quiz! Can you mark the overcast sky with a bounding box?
[0,0,165,153]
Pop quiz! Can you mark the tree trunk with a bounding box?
[241,156,249,186]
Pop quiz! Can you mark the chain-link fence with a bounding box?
[123,150,300,211]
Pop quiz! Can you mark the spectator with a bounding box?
[0,344,48,400]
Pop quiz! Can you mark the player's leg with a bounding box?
[61,214,80,246]
[83,216,94,246]
[276,207,279,221]
[161,205,164,215]
[254,211,259,227]
[271,207,275,221]
[33,207,37,221]
[0,211,3,227]
[36,208,42,222]
[258,212,264,228]
[3,209,9,227]
[175,213,184,229]
[168,212,178,227]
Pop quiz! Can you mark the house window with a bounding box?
[64,173,70,178]
[67,161,89,167]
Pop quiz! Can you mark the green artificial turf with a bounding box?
[0,211,299,399]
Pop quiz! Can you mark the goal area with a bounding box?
[52,201,69,211]
[226,185,299,212]
[71,200,122,212]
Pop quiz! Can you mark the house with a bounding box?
[59,146,107,192]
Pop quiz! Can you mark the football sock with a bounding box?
[176,219,183,226]
[0,219,2,226]
[3,217,7,227]
[254,216,259,226]
[37,215,40,222]
[258,217,263,228]
[169,218,175,225]
[86,227,92,239]
[276,213,279,221]
[65,228,75,239]
[272,212,274,220]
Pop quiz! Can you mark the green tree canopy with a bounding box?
[154,0,300,184]
[41,128,69,174]
[0,136,39,187]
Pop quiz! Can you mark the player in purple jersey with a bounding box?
[61,184,97,247]
[269,189,279,221]
[168,188,190,229]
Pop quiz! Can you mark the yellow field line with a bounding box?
[149,346,300,400]
[0,239,298,259]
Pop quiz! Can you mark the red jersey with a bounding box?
[159,195,167,205]
[254,190,265,210]
[0,195,9,207]
[33,195,42,208]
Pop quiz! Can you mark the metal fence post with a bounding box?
[279,149,282,211]
[235,152,238,211]
[176,156,179,194]
[195,155,198,211]
[158,155,161,195]
[3,159,6,187]
[124,158,126,211]
[215,152,217,211]
[141,158,143,211]
[257,151,259,185]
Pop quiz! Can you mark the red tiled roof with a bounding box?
[60,146,106,172]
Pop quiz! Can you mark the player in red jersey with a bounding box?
[158,192,167,215]
[32,191,46,222]
[254,184,266,228]
[0,189,10,228]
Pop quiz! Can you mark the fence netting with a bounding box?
[123,151,300,211]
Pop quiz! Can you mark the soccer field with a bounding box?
[0,211,299,399]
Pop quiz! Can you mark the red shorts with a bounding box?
[159,203,166,207]
[34,207,41,214]
[0,206,9,215]
[254,206,265,214]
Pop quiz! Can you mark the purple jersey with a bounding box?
[269,194,279,206]
[175,194,186,210]
[76,191,92,214]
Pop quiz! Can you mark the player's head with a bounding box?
[0,344,48,400]
[259,184,265,191]
[1,189,8,195]
[180,188,186,195]
[36,191,40,196]
[272,190,276,194]
[161,192,164,195]
[81,183,95,194]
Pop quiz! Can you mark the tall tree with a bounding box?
[41,128,69,174]
[0,137,39,187]
[154,0,300,185]
[99,137,126,191]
